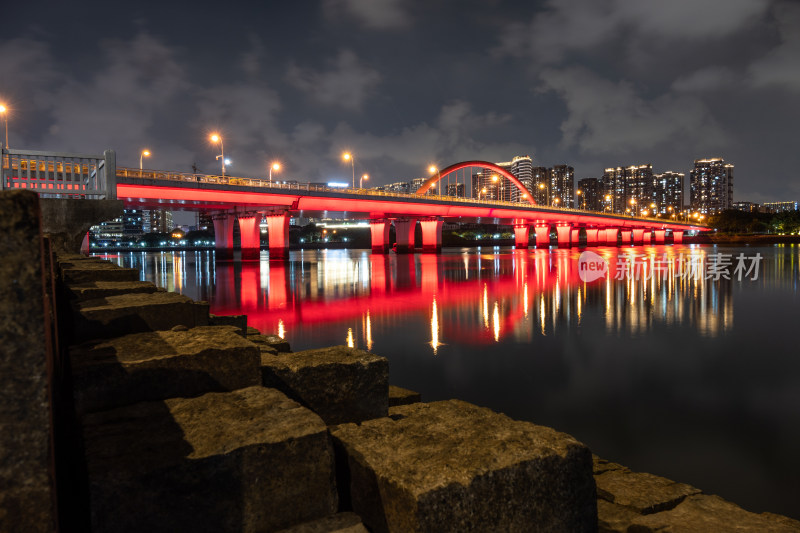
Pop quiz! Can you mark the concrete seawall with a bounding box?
[2,190,799,532]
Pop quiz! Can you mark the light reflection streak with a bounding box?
[277,319,285,339]
[493,301,500,341]
[483,284,489,328]
[366,311,373,351]
[430,298,442,354]
[346,327,354,348]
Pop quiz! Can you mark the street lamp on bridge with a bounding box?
[140,149,150,171]
[342,152,355,188]
[269,162,281,184]
[429,165,441,195]
[0,103,9,148]
[210,134,225,177]
[360,173,369,188]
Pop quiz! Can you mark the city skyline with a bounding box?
[1,0,798,205]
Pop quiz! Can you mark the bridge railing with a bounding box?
[116,166,698,226]
[1,145,117,199]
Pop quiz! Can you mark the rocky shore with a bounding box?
[2,190,799,532]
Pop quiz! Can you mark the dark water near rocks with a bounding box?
[99,244,800,519]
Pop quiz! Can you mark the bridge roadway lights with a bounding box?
[570,229,581,247]
[654,229,666,244]
[266,213,290,261]
[370,220,391,254]
[394,218,416,253]
[585,228,599,246]
[534,224,550,248]
[513,224,530,249]
[555,224,571,248]
[420,219,443,253]
[238,215,262,260]
[673,230,684,244]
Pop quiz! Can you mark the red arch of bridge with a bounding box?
[415,160,537,206]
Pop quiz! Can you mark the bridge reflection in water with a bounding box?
[103,245,734,351]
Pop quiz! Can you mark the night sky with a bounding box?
[2,0,798,205]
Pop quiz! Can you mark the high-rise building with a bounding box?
[690,158,734,214]
[532,166,549,205]
[496,155,534,202]
[732,201,760,213]
[472,169,503,201]
[762,201,798,213]
[142,209,174,233]
[446,182,466,197]
[577,178,602,210]
[652,171,684,215]
[602,164,653,214]
[549,165,574,208]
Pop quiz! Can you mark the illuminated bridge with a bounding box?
[1,147,708,259]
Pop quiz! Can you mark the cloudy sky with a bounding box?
[1,0,798,203]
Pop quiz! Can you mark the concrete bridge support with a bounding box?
[632,228,645,245]
[654,229,666,244]
[643,230,652,245]
[420,219,443,253]
[673,230,684,244]
[513,223,530,249]
[370,220,391,254]
[571,229,581,247]
[585,228,599,247]
[556,224,572,248]
[266,213,290,261]
[604,228,619,246]
[213,215,235,259]
[238,215,262,260]
[394,218,416,253]
[534,224,550,248]
[620,230,632,246]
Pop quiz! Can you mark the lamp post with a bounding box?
[605,195,613,213]
[269,162,281,184]
[140,150,150,171]
[0,104,7,148]
[576,189,584,209]
[342,152,355,188]
[210,134,225,177]
[360,173,369,188]
[429,165,441,195]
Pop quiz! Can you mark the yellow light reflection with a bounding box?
[523,282,529,317]
[365,311,373,351]
[482,284,489,328]
[430,297,442,354]
[346,328,354,348]
[492,302,500,341]
[277,319,285,339]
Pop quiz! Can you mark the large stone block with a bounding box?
[276,512,369,533]
[67,280,159,302]
[70,326,261,414]
[209,313,248,335]
[261,346,388,425]
[388,385,421,407]
[250,333,291,352]
[61,262,141,283]
[83,387,338,533]
[594,460,700,515]
[330,400,597,532]
[627,494,800,532]
[71,291,209,342]
[0,190,55,533]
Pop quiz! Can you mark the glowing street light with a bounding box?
[429,165,441,194]
[0,103,8,148]
[139,149,150,171]
[360,173,369,188]
[342,152,355,188]
[210,133,225,177]
[269,161,281,183]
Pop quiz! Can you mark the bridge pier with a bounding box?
[370,220,391,254]
[513,223,530,249]
[585,228,599,247]
[604,228,619,246]
[673,230,684,244]
[654,229,666,244]
[534,224,550,248]
[632,228,645,245]
[555,224,572,248]
[394,218,416,253]
[571,228,581,247]
[213,215,235,260]
[420,219,443,253]
[643,229,652,245]
[266,213,290,261]
[238,215,262,260]
[620,230,632,246]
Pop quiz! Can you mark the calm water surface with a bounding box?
[100,244,800,519]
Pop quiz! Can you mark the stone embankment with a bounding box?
[1,190,799,532]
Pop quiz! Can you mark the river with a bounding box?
[98,243,800,519]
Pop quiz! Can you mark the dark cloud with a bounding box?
[322,0,411,29]
[286,50,382,111]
